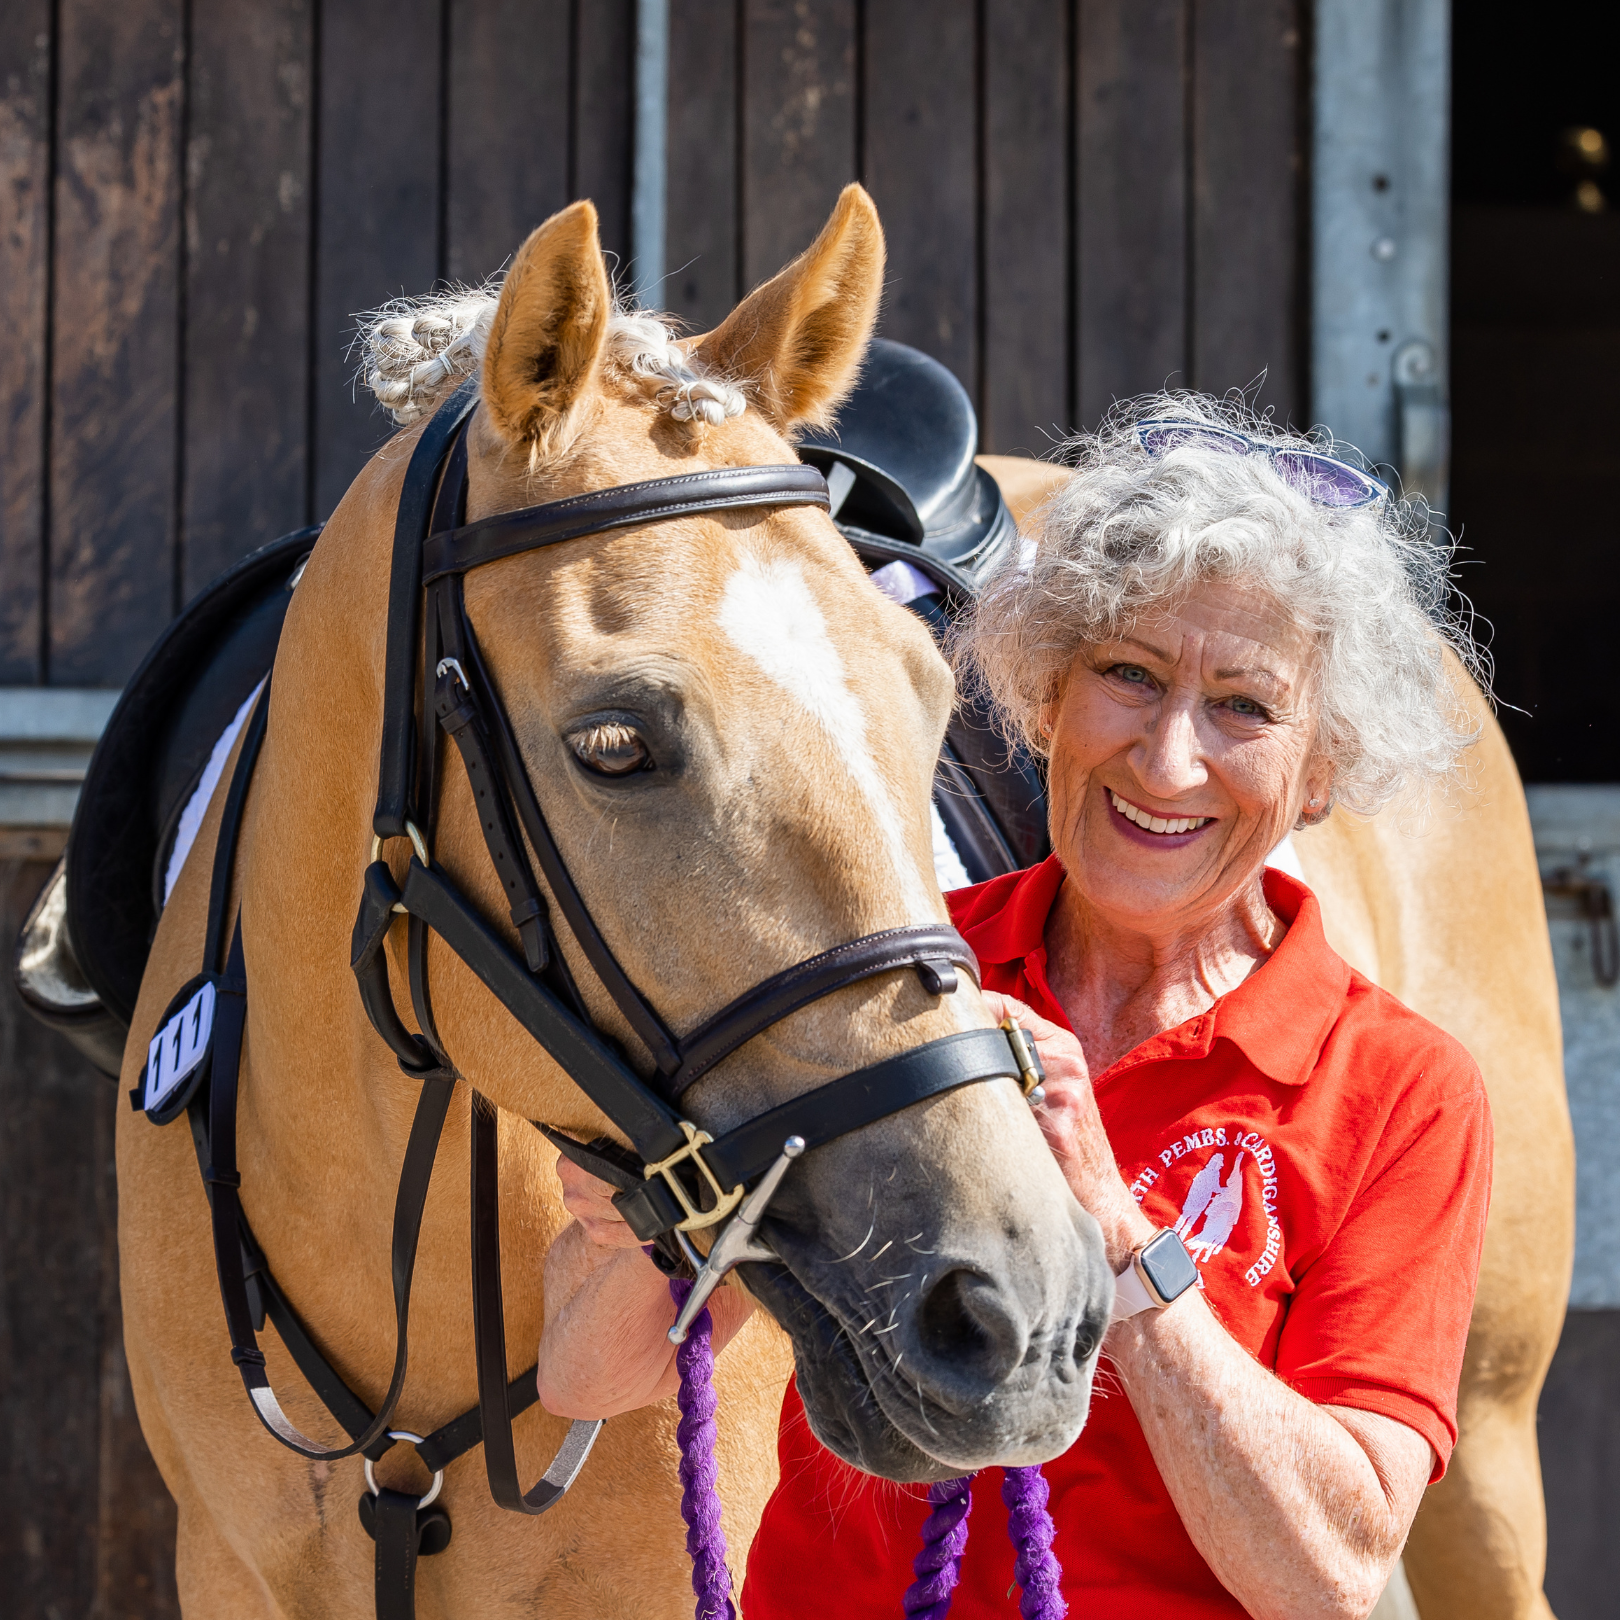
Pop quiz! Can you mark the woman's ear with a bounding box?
[481,201,612,455]
[694,183,884,435]
[1296,758,1337,828]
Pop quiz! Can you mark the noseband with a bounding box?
[146,377,1042,1617]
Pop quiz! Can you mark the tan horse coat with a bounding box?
[984,454,1575,1620]
[118,194,1105,1618]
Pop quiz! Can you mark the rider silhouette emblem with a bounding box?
[1172,1150,1246,1262]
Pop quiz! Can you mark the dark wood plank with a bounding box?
[573,0,636,284]
[862,0,978,390]
[312,0,443,522]
[0,859,179,1618]
[1190,0,1303,421]
[1075,0,1188,427]
[446,0,572,287]
[740,0,856,291]
[982,0,1072,452]
[0,2,51,683]
[1540,1309,1620,1620]
[182,0,314,597]
[49,0,185,684]
[664,0,739,330]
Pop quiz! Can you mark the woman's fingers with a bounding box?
[554,1154,646,1249]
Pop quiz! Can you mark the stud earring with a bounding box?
[1309,797,1320,806]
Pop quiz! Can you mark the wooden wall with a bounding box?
[0,0,1307,691]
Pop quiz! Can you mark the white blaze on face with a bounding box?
[719,552,935,917]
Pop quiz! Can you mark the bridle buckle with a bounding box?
[645,1119,746,1232]
[1001,1016,1047,1105]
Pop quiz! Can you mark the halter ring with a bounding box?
[364,1430,445,1509]
[644,1119,746,1232]
[369,822,432,913]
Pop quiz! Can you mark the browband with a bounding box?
[422,463,831,582]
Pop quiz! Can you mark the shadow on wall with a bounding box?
[0,854,180,1616]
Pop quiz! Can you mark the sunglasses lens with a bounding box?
[1137,423,1251,459]
[1272,451,1383,507]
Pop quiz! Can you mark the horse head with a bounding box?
[256,185,1108,1484]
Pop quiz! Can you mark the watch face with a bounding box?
[1140,1230,1200,1304]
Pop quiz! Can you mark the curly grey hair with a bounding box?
[955,392,1484,817]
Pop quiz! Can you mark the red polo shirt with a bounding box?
[743,857,1492,1618]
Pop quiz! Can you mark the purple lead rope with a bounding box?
[903,1476,974,1618]
[665,1269,1064,1620]
[668,1276,737,1620]
[1002,1466,1066,1620]
[901,1469,1066,1620]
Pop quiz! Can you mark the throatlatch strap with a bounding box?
[471,1098,603,1514]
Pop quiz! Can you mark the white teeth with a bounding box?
[1110,790,1209,836]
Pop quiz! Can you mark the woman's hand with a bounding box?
[538,1154,756,1420]
[983,990,1155,1272]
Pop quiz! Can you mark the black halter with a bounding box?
[164,377,1039,1619]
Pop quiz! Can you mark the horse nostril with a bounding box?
[915,1268,1027,1386]
[1074,1319,1102,1365]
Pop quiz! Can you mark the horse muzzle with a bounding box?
[742,1137,1113,1481]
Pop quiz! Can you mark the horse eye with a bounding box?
[569,722,651,777]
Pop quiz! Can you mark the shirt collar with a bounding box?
[956,857,1348,1088]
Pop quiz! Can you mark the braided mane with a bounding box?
[355,283,747,429]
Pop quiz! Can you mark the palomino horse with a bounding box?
[986,456,1575,1620]
[118,188,1110,1617]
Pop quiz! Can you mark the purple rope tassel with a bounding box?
[1002,1467,1066,1620]
[668,1277,736,1620]
[902,1475,976,1619]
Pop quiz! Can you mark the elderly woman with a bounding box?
[538,395,1492,1620]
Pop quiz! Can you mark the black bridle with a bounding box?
[165,377,1041,1619]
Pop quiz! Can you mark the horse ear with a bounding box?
[481,201,612,451]
[694,183,884,435]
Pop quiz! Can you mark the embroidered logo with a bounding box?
[1173,1149,1245,1261]
[1129,1125,1284,1287]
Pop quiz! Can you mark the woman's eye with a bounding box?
[569,722,651,776]
[1113,664,1151,686]
[1227,696,1267,719]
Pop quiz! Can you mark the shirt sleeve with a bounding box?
[1274,1057,1493,1481]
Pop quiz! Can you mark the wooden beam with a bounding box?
[49,0,185,683]
[183,0,315,594]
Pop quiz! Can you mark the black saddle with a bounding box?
[799,339,1017,574]
[16,347,1048,1077]
[15,531,316,1073]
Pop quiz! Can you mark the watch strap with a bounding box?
[1111,1257,1160,1320]
[1110,1228,1198,1320]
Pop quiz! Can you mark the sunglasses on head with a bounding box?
[1135,420,1388,509]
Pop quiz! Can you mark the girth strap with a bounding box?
[421,463,830,582]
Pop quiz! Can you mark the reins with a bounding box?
[133,378,1057,1620]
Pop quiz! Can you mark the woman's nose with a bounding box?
[1134,703,1206,796]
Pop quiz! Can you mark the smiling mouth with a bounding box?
[1109,789,1213,836]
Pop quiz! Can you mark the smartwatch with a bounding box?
[1111,1228,1199,1320]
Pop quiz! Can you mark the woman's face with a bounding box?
[1044,580,1333,939]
